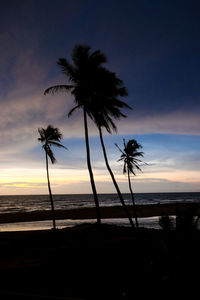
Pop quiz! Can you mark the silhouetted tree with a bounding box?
[88,73,135,228]
[38,125,67,230]
[44,45,134,227]
[44,45,104,224]
[116,139,144,228]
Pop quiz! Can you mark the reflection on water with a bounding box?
[0,217,160,232]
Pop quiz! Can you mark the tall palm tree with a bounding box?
[44,45,105,224]
[87,75,135,228]
[116,139,144,228]
[44,45,134,227]
[38,125,67,230]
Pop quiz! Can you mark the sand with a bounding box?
[0,202,199,224]
[0,222,199,298]
[0,202,199,298]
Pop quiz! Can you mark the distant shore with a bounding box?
[0,202,199,224]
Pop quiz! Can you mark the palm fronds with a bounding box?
[38,125,67,164]
[116,139,144,176]
[44,85,74,95]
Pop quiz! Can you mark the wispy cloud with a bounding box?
[118,111,200,136]
[0,182,48,188]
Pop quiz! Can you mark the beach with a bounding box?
[0,202,199,298]
[0,202,199,224]
[0,224,199,298]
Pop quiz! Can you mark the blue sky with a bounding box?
[0,0,199,194]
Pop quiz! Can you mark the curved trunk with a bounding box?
[98,126,134,228]
[128,169,139,228]
[83,109,101,224]
[45,152,56,230]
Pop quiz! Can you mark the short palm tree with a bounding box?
[38,125,67,230]
[116,139,144,228]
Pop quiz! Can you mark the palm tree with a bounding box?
[44,45,134,227]
[38,125,67,230]
[87,75,135,228]
[44,45,104,224]
[116,139,144,228]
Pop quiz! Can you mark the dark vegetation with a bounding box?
[0,223,199,299]
[38,125,67,230]
[116,139,145,228]
[159,204,200,232]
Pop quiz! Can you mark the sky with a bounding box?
[0,0,199,195]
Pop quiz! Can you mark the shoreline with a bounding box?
[0,202,199,224]
[0,209,199,297]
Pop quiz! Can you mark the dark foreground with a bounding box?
[0,223,199,299]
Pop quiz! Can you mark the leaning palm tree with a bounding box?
[44,45,134,227]
[38,125,67,230]
[87,76,135,228]
[116,139,144,228]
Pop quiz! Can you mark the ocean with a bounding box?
[0,192,199,231]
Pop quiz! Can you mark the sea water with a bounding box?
[0,192,199,231]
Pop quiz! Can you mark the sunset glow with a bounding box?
[0,1,199,195]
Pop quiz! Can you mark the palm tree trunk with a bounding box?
[98,126,134,228]
[83,109,101,225]
[128,169,139,228]
[45,152,56,230]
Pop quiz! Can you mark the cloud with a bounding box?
[0,181,55,195]
[1,6,199,163]
[114,176,200,193]
[117,111,200,136]
[56,176,200,194]
[47,108,200,141]
[0,181,48,188]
